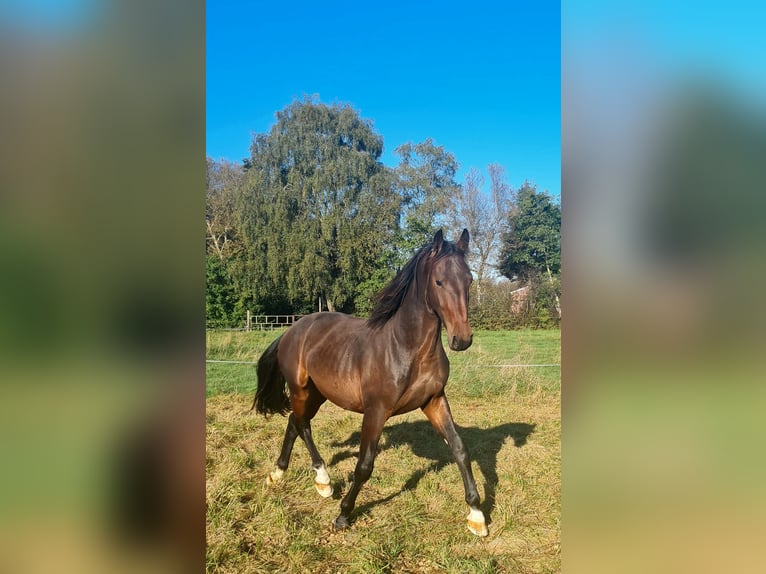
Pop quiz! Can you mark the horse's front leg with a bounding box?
[422,392,488,536]
[333,408,388,530]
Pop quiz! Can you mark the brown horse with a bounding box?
[252,229,487,536]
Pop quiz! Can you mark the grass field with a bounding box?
[206,328,560,573]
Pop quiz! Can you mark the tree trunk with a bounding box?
[206,220,224,261]
[476,259,486,306]
[319,294,335,313]
[545,262,561,318]
[476,279,483,307]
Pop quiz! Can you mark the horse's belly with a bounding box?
[309,371,365,413]
[391,378,445,415]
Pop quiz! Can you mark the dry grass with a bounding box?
[206,330,560,573]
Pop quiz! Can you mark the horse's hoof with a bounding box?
[333,515,351,530]
[467,508,488,537]
[315,481,333,498]
[265,468,284,485]
[312,466,332,498]
[467,520,489,537]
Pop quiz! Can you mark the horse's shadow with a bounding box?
[328,419,535,522]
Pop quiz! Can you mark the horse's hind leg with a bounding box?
[266,415,299,485]
[266,360,330,496]
[292,384,332,497]
[267,408,330,496]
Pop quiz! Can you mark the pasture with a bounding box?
[206,329,560,573]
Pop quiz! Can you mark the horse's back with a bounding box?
[284,312,366,347]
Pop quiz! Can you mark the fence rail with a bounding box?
[207,313,306,331]
[245,312,304,331]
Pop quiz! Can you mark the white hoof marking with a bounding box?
[466,507,488,537]
[314,482,333,497]
[265,467,284,485]
[313,465,333,498]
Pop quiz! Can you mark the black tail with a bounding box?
[251,335,291,416]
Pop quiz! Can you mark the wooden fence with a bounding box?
[245,311,304,331]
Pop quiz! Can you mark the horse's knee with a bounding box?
[355,462,373,482]
[451,437,469,459]
[354,455,375,482]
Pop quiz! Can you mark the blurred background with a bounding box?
[0,1,203,572]
[2,0,765,572]
[563,1,766,573]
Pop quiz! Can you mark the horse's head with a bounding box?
[427,229,473,351]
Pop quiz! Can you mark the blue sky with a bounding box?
[207,0,560,197]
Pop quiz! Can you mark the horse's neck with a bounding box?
[389,269,442,356]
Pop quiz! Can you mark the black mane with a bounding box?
[366,237,464,329]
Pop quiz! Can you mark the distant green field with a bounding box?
[206,328,560,573]
[206,328,560,398]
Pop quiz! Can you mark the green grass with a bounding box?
[206,329,561,397]
[206,328,560,573]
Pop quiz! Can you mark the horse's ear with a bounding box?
[456,228,470,252]
[431,229,444,255]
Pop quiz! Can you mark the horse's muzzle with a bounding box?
[449,334,473,351]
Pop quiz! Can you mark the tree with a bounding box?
[498,183,561,317]
[237,97,400,314]
[205,157,249,326]
[446,164,514,304]
[393,139,460,259]
[205,255,237,327]
[206,157,245,261]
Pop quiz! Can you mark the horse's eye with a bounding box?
[435,280,443,287]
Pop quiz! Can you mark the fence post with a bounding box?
[246,310,251,332]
